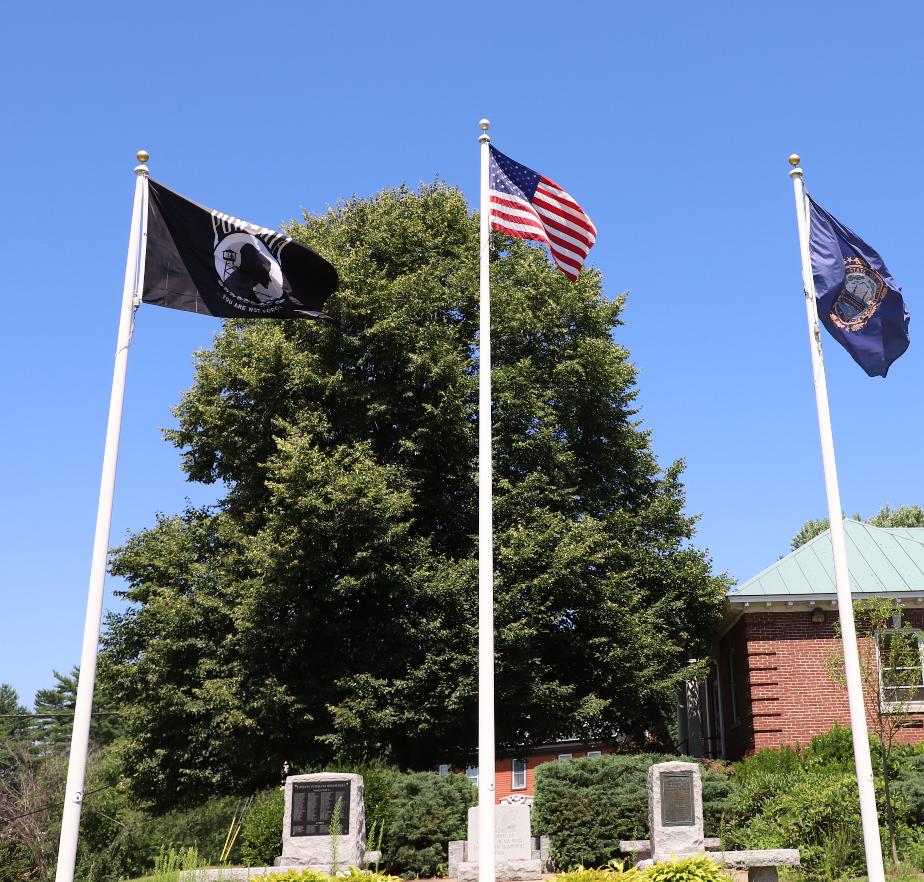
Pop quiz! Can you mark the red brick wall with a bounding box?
[719,608,924,759]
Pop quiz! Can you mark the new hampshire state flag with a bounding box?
[808,197,910,377]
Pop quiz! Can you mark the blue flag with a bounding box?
[808,196,909,377]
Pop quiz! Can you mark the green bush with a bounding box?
[240,788,285,866]
[338,762,399,835]
[891,753,924,826]
[148,795,244,864]
[532,754,733,870]
[733,747,805,785]
[803,725,856,771]
[724,769,863,879]
[381,771,476,878]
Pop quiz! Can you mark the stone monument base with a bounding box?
[456,858,544,882]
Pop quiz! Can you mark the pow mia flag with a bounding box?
[142,180,338,320]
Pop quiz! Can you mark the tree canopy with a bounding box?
[101,182,729,807]
[790,504,924,550]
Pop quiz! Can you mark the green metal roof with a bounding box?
[729,519,924,601]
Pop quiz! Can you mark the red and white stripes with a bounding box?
[489,175,596,281]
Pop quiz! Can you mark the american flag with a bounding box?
[488,145,597,281]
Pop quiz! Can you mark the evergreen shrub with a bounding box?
[240,789,285,866]
[381,771,475,878]
[532,754,733,870]
[891,753,924,826]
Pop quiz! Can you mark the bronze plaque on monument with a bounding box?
[291,780,351,837]
[660,771,695,827]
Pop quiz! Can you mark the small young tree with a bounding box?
[826,596,922,864]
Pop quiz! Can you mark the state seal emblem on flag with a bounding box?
[830,257,887,332]
[807,196,909,377]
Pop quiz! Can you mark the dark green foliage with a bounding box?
[0,836,32,882]
[724,726,924,879]
[102,182,729,805]
[240,789,285,867]
[31,668,121,754]
[803,724,857,771]
[724,770,864,879]
[144,795,244,865]
[732,724,856,786]
[381,771,475,878]
[0,683,29,779]
[532,754,732,869]
[347,763,399,835]
[0,684,28,742]
[70,749,244,881]
[890,752,924,826]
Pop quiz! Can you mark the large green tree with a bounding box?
[102,183,729,807]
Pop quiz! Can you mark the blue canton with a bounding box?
[490,146,540,201]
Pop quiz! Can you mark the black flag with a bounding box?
[142,180,338,320]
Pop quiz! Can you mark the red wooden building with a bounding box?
[439,740,612,803]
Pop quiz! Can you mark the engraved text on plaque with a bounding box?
[660,771,695,827]
[291,780,352,837]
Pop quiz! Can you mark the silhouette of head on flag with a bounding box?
[224,242,275,302]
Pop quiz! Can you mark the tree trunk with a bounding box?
[882,743,900,865]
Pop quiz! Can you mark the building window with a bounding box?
[438,764,450,776]
[557,753,573,761]
[512,758,527,789]
[728,648,740,725]
[586,751,602,759]
[465,766,479,788]
[878,629,924,709]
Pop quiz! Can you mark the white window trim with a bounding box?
[877,627,924,713]
[511,758,527,790]
[586,750,602,758]
[557,753,573,761]
[465,766,479,788]
[438,764,450,776]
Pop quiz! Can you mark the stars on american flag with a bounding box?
[488,145,597,281]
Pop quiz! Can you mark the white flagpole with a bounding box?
[477,118,496,882]
[788,154,885,882]
[54,150,150,882]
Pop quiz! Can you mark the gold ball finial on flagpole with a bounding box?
[136,149,150,163]
[480,119,490,131]
[789,154,801,167]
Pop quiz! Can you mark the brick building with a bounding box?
[678,520,924,760]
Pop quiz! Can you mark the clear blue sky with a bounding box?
[2,0,922,705]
